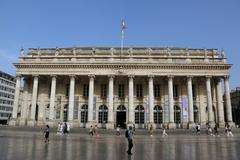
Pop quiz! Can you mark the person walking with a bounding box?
[126,126,134,155]
[162,125,168,137]
[214,124,219,136]
[116,125,121,136]
[227,125,234,137]
[44,125,50,143]
[89,125,94,136]
[149,124,153,136]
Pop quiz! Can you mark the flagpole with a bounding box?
[121,29,124,60]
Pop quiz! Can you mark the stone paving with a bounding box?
[0,127,240,160]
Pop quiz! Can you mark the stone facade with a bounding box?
[10,47,234,129]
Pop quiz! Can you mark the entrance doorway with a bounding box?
[116,105,126,128]
[63,104,68,122]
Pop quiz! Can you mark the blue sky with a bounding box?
[0,0,239,89]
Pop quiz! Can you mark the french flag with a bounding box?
[121,19,126,30]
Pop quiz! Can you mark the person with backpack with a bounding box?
[125,126,134,155]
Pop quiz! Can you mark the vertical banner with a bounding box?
[113,96,115,123]
[164,95,169,123]
[146,96,149,123]
[93,96,97,121]
[182,96,188,122]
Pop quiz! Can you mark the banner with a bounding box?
[182,96,188,122]
[164,95,169,123]
[145,96,149,122]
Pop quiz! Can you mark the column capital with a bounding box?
[108,75,115,79]
[205,75,212,79]
[224,75,230,80]
[69,74,76,78]
[187,75,193,79]
[32,74,39,78]
[88,74,95,79]
[148,75,154,79]
[128,75,135,79]
[167,75,174,79]
[50,75,57,78]
[16,74,22,78]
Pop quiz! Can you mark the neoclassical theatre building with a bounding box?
[10,47,234,129]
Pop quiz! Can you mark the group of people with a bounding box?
[194,123,234,137]
[56,122,70,135]
[89,125,99,136]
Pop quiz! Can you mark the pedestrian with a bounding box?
[207,125,213,136]
[44,125,50,143]
[214,124,219,136]
[56,123,61,136]
[227,126,234,137]
[126,126,134,155]
[89,125,94,136]
[149,124,153,136]
[63,122,68,134]
[162,125,168,137]
[94,125,99,136]
[116,125,120,136]
[195,123,201,135]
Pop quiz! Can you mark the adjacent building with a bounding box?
[0,71,15,124]
[9,47,234,129]
[230,87,240,126]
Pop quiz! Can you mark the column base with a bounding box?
[106,122,114,129]
[227,121,235,128]
[182,122,188,129]
[37,120,45,126]
[71,120,80,128]
[168,122,176,129]
[46,120,57,127]
[19,119,27,126]
[187,122,196,129]
[208,121,215,128]
[9,119,18,126]
[218,122,225,128]
[27,120,36,127]
[127,122,134,129]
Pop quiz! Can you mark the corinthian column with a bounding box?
[27,75,39,126]
[87,75,95,128]
[168,75,175,128]
[216,78,225,127]
[49,75,57,126]
[128,75,134,125]
[9,75,21,126]
[107,75,114,129]
[148,76,154,126]
[224,76,233,124]
[187,76,194,128]
[19,78,29,126]
[206,76,214,126]
[68,75,75,124]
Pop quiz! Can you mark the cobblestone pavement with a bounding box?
[0,129,240,160]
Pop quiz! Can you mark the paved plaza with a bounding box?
[0,128,240,160]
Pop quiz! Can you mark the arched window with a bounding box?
[98,105,108,123]
[135,105,145,124]
[81,104,88,123]
[174,105,181,124]
[154,105,163,124]
[194,105,199,123]
[117,105,126,111]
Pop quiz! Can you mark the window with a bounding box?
[194,105,199,123]
[136,84,143,97]
[154,105,163,124]
[73,96,79,119]
[98,105,108,123]
[83,84,89,97]
[154,85,160,97]
[174,105,181,123]
[192,84,196,98]
[66,84,69,97]
[118,84,125,97]
[101,84,107,97]
[81,104,88,123]
[135,105,144,124]
[173,85,178,98]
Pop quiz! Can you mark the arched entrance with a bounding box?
[81,104,88,128]
[135,105,145,129]
[154,105,163,128]
[174,105,181,128]
[116,105,126,128]
[63,104,68,122]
